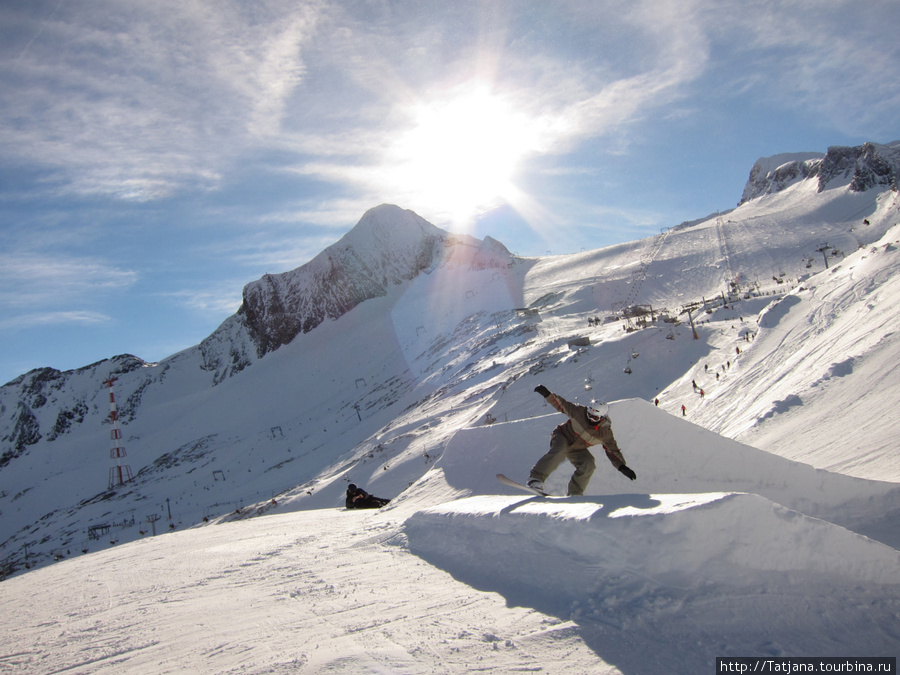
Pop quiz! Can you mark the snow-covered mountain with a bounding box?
[0,203,522,571]
[740,140,900,203]
[198,205,516,382]
[199,206,516,381]
[1,142,900,673]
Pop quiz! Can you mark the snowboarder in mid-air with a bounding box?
[345,484,390,509]
[528,385,636,496]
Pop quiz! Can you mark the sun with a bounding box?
[388,83,539,225]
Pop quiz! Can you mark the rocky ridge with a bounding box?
[740,141,900,204]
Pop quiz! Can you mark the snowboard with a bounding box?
[496,473,549,497]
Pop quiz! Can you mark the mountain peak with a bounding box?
[740,141,900,204]
[335,204,445,252]
[229,207,448,365]
[199,206,513,381]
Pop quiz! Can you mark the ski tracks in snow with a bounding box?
[0,508,612,674]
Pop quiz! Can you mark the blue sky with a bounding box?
[1,0,898,385]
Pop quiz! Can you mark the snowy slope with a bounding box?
[1,142,900,672]
[1,404,898,673]
[679,225,900,480]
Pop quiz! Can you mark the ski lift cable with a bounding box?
[716,215,737,289]
[609,227,675,373]
[619,227,673,310]
[721,215,789,294]
[618,321,669,371]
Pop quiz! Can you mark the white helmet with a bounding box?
[587,401,609,424]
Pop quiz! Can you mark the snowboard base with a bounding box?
[496,473,549,497]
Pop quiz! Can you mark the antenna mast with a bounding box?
[103,377,134,489]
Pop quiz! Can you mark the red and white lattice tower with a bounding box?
[103,377,134,489]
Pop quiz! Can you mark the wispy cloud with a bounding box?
[0,310,110,331]
[247,10,321,138]
[1,0,897,215]
[161,288,243,317]
[0,253,137,310]
[704,0,900,137]
[0,1,323,200]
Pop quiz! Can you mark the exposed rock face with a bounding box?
[740,153,822,203]
[823,142,900,193]
[240,205,445,357]
[1,403,41,467]
[199,204,515,381]
[0,355,149,463]
[740,142,900,204]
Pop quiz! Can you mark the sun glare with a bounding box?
[389,84,539,225]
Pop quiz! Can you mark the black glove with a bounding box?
[618,465,636,481]
[534,385,551,397]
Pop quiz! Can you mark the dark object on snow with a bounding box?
[345,484,390,509]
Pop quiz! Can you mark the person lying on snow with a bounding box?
[528,385,636,496]
[345,484,391,509]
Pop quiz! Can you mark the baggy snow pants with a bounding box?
[529,429,596,496]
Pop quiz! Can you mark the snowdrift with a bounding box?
[424,398,900,547]
[403,399,900,666]
[405,491,900,616]
[408,397,900,582]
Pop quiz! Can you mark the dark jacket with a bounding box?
[345,485,390,509]
[542,391,626,470]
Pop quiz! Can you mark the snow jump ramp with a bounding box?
[425,397,900,547]
[403,399,900,664]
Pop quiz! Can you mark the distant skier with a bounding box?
[345,484,390,509]
[527,385,636,496]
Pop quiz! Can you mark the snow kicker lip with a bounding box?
[404,489,900,663]
[404,491,900,601]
